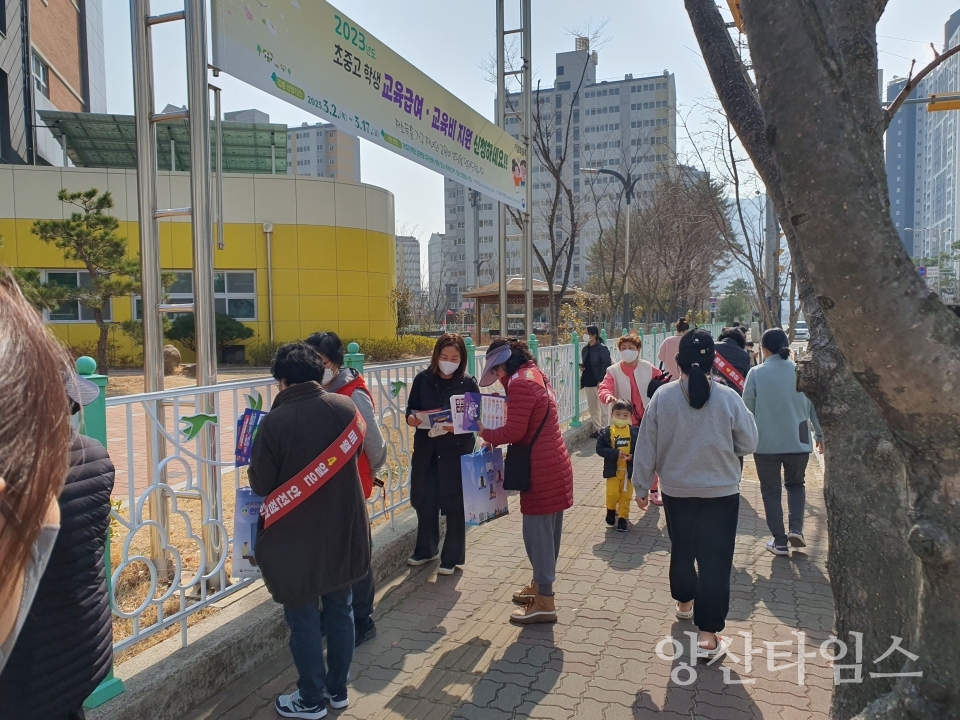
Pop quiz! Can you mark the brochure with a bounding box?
[235,408,267,468]
[459,392,506,431]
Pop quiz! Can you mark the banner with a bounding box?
[212,0,528,211]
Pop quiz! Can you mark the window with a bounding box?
[328,145,334,151]
[328,131,335,137]
[557,66,564,76]
[214,272,257,319]
[573,109,579,123]
[329,159,334,164]
[32,53,49,99]
[44,271,112,323]
[457,221,465,229]
[556,129,562,142]
[555,95,561,108]
[557,81,571,91]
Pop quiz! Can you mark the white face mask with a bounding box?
[438,360,459,376]
[322,367,335,385]
[620,349,639,363]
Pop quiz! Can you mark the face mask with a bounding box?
[620,349,639,363]
[322,367,335,385]
[612,417,630,428]
[439,360,459,376]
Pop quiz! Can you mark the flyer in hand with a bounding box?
[235,408,267,468]
[458,392,506,431]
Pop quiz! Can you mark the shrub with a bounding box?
[246,340,284,367]
[343,335,438,362]
[165,313,254,355]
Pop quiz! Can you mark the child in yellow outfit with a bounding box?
[595,400,640,532]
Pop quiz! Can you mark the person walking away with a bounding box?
[0,271,71,675]
[249,343,371,718]
[713,327,752,396]
[579,324,612,438]
[479,339,573,624]
[595,400,639,532]
[746,341,760,367]
[742,329,824,557]
[657,317,689,380]
[0,371,115,720]
[305,331,386,646]
[632,330,758,658]
[598,334,671,504]
[405,334,479,575]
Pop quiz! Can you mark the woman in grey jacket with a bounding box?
[742,329,823,557]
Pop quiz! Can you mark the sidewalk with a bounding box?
[185,441,835,720]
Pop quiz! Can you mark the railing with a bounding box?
[100,321,729,656]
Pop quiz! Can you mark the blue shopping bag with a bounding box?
[461,446,508,526]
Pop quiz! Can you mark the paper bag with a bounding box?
[460,447,508,526]
[232,486,264,579]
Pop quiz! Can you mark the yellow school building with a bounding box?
[0,164,397,361]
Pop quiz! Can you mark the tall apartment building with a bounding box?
[395,234,421,291]
[1,0,106,165]
[439,38,677,309]
[887,9,960,265]
[287,120,361,181]
[427,232,462,319]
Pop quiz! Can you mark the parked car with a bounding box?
[791,320,809,341]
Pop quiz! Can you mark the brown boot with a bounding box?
[512,580,538,605]
[510,594,557,624]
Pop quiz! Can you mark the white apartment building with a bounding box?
[440,38,677,309]
[287,120,361,181]
[396,234,421,291]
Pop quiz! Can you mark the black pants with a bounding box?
[754,453,809,546]
[412,456,466,566]
[662,493,740,634]
[352,565,375,630]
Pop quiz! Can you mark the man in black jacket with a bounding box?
[249,343,371,719]
[714,327,752,396]
[579,325,612,438]
[0,372,114,720]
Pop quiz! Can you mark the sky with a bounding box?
[103,0,960,269]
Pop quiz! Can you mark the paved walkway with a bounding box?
[185,441,835,720]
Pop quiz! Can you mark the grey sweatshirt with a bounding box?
[324,367,387,472]
[632,380,759,499]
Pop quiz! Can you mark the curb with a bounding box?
[89,421,589,720]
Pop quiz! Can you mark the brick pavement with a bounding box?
[185,441,835,720]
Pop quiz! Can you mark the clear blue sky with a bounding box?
[103,0,959,263]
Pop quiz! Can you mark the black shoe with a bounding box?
[617,518,628,532]
[605,509,616,526]
[590,430,601,438]
[355,620,377,647]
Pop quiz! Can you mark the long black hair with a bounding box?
[761,328,791,360]
[676,329,715,409]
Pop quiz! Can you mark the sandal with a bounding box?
[696,633,731,660]
[675,601,694,621]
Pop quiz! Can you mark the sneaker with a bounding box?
[354,620,377,647]
[323,688,349,710]
[589,430,601,438]
[512,580,538,605]
[649,490,663,506]
[787,531,807,548]
[510,594,558,624]
[407,553,439,566]
[766,539,789,556]
[437,564,457,576]
[605,509,616,527]
[275,690,326,719]
[617,518,628,532]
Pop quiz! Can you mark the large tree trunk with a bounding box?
[94,308,109,373]
[683,2,921,716]
[737,1,960,717]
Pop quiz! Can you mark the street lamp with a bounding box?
[582,167,642,332]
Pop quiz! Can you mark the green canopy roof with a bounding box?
[38,111,288,174]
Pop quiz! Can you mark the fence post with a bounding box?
[600,328,607,343]
[78,355,125,709]
[570,331,582,427]
[528,333,539,359]
[465,336,476,377]
[344,342,365,373]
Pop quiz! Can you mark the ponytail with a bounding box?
[676,329,716,409]
[777,346,791,360]
[686,363,712,409]
[762,328,791,361]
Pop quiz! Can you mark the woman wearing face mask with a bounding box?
[305,331,386,647]
[0,272,71,675]
[598,334,671,504]
[405,333,479,575]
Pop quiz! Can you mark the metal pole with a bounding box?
[213,85,224,250]
[623,186,631,333]
[496,0,508,338]
[170,138,175,171]
[185,0,223,583]
[130,0,170,577]
[265,225,275,342]
[521,0,534,338]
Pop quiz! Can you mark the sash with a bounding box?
[713,353,745,392]
[260,410,366,528]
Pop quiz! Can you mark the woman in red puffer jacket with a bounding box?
[479,338,573,626]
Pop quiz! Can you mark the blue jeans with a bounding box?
[283,588,354,706]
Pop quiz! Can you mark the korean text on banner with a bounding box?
[235,408,267,468]
[461,447,508,526]
[211,0,528,210]
[233,486,264,579]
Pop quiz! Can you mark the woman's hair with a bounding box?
[611,399,633,415]
[488,337,536,377]
[0,271,71,612]
[718,327,747,349]
[617,333,642,351]
[586,324,600,338]
[304,331,344,368]
[271,342,326,384]
[428,333,467,377]
[675,317,690,333]
[676,329,716,409]
[761,328,792,360]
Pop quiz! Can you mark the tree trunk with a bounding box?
[683,2,922,716]
[94,308,109,373]
[738,1,960,717]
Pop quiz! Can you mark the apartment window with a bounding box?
[557,81,571,91]
[328,131,335,137]
[557,66,564,76]
[573,126,579,141]
[555,95,561,108]
[44,271,112,322]
[556,129,562,143]
[329,159,334,164]
[457,221,465,229]
[573,161,580,174]
[32,53,49,99]
[329,145,334,151]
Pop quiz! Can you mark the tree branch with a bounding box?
[885,43,960,126]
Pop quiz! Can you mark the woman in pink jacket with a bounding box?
[598,333,672,504]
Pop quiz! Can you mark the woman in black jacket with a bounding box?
[0,374,115,720]
[405,333,479,575]
[579,325,612,438]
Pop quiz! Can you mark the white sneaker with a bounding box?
[275,690,326,719]
[407,553,439,566]
[437,564,458,576]
[766,539,789,556]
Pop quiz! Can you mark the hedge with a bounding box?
[245,335,437,366]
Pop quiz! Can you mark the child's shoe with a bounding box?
[617,518,628,532]
[605,509,616,526]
